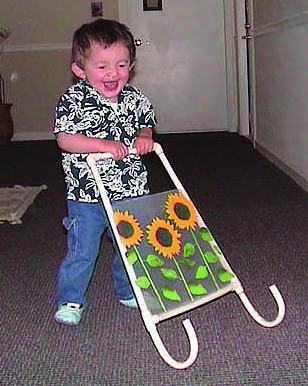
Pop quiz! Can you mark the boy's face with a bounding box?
[72,41,135,102]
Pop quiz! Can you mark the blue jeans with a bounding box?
[55,200,133,307]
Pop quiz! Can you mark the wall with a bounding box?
[254,0,308,26]
[0,0,119,140]
[252,0,308,187]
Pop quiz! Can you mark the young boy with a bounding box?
[53,18,156,325]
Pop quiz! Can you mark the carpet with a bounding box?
[1,136,308,384]
[0,184,47,224]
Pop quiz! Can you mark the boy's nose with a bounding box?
[106,66,118,78]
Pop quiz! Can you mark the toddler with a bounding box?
[53,18,156,325]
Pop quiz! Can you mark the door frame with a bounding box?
[234,0,251,136]
[243,0,257,144]
[119,0,249,135]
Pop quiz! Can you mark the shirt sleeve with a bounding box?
[53,92,82,135]
[136,92,157,129]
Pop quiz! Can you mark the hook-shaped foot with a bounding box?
[237,284,285,328]
[147,318,198,369]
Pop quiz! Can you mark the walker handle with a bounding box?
[87,143,163,162]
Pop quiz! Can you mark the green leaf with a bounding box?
[161,287,181,301]
[126,250,137,265]
[198,228,213,242]
[195,265,208,279]
[204,251,218,263]
[135,276,150,289]
[181,258,196,268]
[183,242,195,257]
[188,281,207,295]
[160,268,178,280]
[217,269,234,283]
[145,254,164,268]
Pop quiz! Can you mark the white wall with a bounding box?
[0,0,118,140]
[254,0,308,26]
[253,0,308,187]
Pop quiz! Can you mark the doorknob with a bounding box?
[134,38,144,47]
[242,35,252,40]
[134,38,151,47]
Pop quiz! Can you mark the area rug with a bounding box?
[0,184,47,224]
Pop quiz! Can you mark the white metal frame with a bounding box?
[87,143,285,369]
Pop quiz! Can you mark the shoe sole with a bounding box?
[54,315,81,326]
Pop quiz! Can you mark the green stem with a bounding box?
[133,245,166,312]
[173,257,194,301]
[190,229,220,290]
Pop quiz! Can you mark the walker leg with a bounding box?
[146,318,198,369]
[237,284,285,328]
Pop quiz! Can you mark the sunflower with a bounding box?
[113,210,143,248]
[165,193,197,230]
[146,217,181,259]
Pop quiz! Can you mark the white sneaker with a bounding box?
[119,298,138,308]
[54,302,83,326]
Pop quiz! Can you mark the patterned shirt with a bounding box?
[53,79,157,202]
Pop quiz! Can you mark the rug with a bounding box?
[0,184,47,224]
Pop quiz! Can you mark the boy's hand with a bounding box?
[107,141,129,160]
[134,127,154,155]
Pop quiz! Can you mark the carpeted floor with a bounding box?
[0,132,307,385]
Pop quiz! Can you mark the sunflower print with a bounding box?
[165,193,197,230]
[113,210,143,248]
[146,217,181,259]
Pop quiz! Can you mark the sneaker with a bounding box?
[54,302,83,326]
[119,297,138,308]
[119,293,161,312]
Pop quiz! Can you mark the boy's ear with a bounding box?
[129,60,136,71]
[71,62,86,79]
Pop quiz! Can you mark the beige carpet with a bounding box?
[0,184,47,224]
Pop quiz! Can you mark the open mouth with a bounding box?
[103,81,118,91]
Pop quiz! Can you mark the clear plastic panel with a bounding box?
[112,189,234,315]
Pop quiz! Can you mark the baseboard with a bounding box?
[256,143,308,193]
[13,129,229,139]
[12,132,55,141]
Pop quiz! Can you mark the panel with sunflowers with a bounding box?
[113,189,234,315]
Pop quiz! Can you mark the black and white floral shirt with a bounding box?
[54,79,157,202]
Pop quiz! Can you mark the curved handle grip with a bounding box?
[87,142,163,163]
[147,318,198,369]
[88,147,138,162]
[238,284,285,328]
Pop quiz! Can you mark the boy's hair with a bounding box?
[72,18,136,68]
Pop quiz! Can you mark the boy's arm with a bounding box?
[134,127,154,155]
[56,132,128,160]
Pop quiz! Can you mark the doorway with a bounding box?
[119,0,249,135]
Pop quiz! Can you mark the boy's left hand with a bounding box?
[134,128,154,155]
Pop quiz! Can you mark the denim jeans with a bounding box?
[55,200,133,307]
